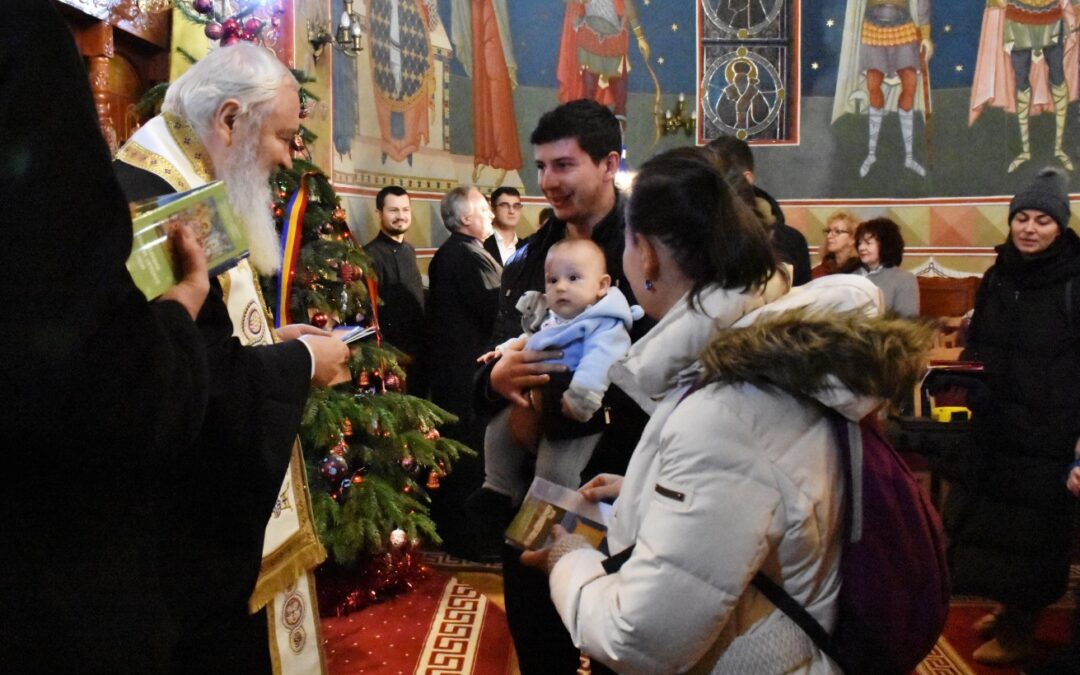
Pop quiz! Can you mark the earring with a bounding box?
[644,279,654,291]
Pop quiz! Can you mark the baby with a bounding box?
[480,238,642,500]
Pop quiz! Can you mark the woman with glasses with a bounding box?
[812,211,861,279]
[854,217,919,317]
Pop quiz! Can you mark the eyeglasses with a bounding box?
[496,202,523,211]
[822,228,851,237]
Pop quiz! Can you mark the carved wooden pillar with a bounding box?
[55,0,170,155]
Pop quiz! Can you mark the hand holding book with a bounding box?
[158,223,209,320]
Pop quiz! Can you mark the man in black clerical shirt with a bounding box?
[364,186,426,391]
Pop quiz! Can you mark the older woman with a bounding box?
[950,168,1080,665]
[524,149,931,674]
[812,211,861,278]
[855,217,920,317]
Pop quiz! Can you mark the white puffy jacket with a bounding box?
[549,277,894,674]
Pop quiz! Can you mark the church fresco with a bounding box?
[321,0,1078,269]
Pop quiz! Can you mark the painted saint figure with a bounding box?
[833,0,933,178]
[718,58,770,131]
[367,0,435,165]
[556,0,650,120]
[969,0,1079,173]
[451,0,523,186]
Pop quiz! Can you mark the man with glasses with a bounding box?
[484,186,525,265]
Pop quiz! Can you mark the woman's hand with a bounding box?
[580,473,623,502]
[520,524,567,572]
[490,338,567,407]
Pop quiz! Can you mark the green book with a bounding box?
[126,180,249,299]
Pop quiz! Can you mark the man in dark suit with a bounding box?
[2,2,212,671]
[484,186,525,265]
[113,44,349,672]
[425,186,503,559]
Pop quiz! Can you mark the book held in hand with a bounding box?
[126,181,248,299]
[504,476,612,551]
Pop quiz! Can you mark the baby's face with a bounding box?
[544,246,609,320]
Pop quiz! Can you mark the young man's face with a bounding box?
[534,138,616,228]
[544,243,610,320]
[378,193,412,239]
[492,192,523,231]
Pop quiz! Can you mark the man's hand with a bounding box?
[302,335,352,387]
[489,338,567,407]
[580,473,623,502]
[277,323,333,342]
[160,223,209,321]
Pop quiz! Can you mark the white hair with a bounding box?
[163,43,297,140]
[440,186,478,232]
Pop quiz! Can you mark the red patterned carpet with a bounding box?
[321,571,514,674]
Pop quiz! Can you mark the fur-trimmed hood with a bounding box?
[702,307,934,421]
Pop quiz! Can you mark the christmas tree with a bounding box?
[166,0,475,613]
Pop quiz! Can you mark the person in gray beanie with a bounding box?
[949,166,1080,665]
[1008,167,1072,236]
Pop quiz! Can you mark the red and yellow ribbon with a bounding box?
[275,173,316,328]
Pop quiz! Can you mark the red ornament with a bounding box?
[192,0,213,14]
[243,17,263,36]
[329,440,347,457]
[357,371,369,387]
[425,428,441,441]
[222,16,241,36]
[399,455,415,471]
[204,21,224,40]
[311,312,328,328]
[426,470,440,489]
[340,264,354,283]
[384,373,401,391]
[273,206,284,219]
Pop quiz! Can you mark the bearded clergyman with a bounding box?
[113,44,349,673]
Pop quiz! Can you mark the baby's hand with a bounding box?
[477,349,502,364]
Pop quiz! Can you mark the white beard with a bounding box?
[219,136,281,275]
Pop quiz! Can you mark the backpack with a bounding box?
[753,414,950,675]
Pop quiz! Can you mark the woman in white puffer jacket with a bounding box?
[524,149,932,674]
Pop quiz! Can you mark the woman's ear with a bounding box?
[635,234,660,282]
[209,99,242,147]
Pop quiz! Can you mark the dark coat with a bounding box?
[483,231,523,265]
[475,193,655,675]
[2,2,208,671]
[114,157,311,653]
[425,232,502,425]
[949,230,1080,609]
